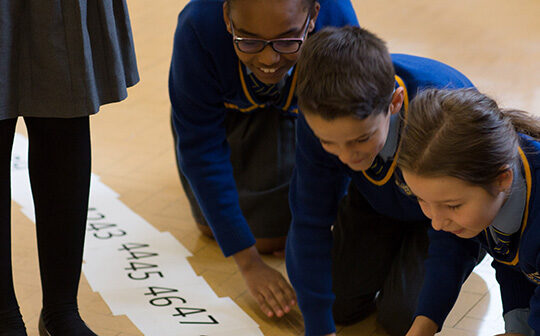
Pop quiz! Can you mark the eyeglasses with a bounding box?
[229,13,311,54]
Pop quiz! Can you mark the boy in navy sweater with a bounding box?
[169,0,357,319]
[287,26,481,335]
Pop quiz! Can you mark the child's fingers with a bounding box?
[260,286,286,318]
[255,292,274,317]
[278,279,297,306]
[268,282,294,316]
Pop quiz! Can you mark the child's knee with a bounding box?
[255,236,286,254]
[196,223,214,239]
[332,294,376,325]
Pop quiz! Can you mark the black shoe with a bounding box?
[0,331,27,336]
[38,314,50,336]
[38,311,97,336]
[0,308,27,336]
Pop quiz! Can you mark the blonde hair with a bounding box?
[398,88,540,187]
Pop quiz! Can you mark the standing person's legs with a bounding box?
[376,221,429,336]
[332,185,407,324]
[25,116,95,335]
[0,118,27,334]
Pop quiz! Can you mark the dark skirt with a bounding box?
[173,107,296,239]
[0,0,139,120]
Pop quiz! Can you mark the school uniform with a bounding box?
[0,1,138,332]
[418,134,540,335]
[286,54,481,336]
[169,0,358,256]
[0,0,139,119]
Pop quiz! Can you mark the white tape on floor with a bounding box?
[10,133,264,336]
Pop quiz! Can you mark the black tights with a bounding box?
[0,117,93,335]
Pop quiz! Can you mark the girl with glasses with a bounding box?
[398,88,540,336]
[169,0,357,320]
[0,1,138,335]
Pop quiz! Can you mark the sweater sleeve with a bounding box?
[169,16,255,257]
[286,115,350,336]
[529,282,540,333]
[492,261,536,316]
[525,250,540,333]
[414,229,481,328]
[315,0,359,30]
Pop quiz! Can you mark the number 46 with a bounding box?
[144,287,219,325]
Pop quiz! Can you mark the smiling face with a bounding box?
[401,170,513,238]
[304,112,392,171]
[223,0,318,84]
[303,89,403,171]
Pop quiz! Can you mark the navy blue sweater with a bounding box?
[169,0,358,257]
[286,54,475,335]
[417,135,540,333]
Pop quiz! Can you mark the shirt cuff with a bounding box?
[504,308,534,336]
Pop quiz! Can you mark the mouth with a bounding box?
[252,66,287,84]
[349,156,371,166]
[259,67,278,74]
[346,159,369,171]
[449,228,465,235]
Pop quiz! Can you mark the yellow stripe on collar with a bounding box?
[491,146,532,266]
[361,75,409,186]
[395,75,408,112]
[282,68,298,112]
[237,61,267,111]
[224,102,265,112]
[237,61,297,113]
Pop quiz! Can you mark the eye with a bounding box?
[273,40,302,54]
[241,40,260,46]
[319,140,332,146]
[448,204,461,210]
[355,136,370,143]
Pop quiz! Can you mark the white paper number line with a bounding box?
[10,133,263,336]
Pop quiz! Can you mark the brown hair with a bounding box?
[398,88,540,188]
[296,26,395,120]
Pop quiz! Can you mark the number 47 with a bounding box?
[174,307,218,325]
[144,287,219,325]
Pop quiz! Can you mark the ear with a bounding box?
[389,87,405,115]
[494,167,514,194]
[223,2,232,34]
[308,2,321,33]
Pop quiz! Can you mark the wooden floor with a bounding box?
[10,0,540,335]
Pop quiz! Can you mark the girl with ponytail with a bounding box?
[398,88,540,336]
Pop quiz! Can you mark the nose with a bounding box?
[419,203,444,231]
[257,45,280,66]
[430,209,449,231]
[419,203,432,220]
[337,147,356,166]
